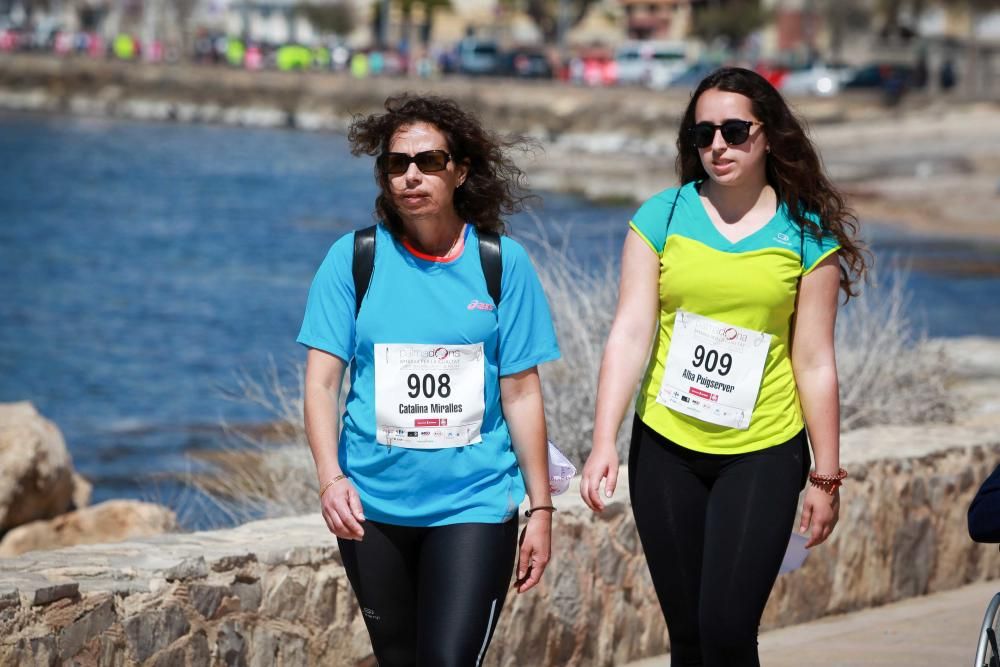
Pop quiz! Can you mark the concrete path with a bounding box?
[625,578,999,666]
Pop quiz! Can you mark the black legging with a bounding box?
[628,417,810,667]
[338,517,518,667]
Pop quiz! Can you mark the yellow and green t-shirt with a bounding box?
[630,181,840,454]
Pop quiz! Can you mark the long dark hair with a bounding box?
[676,67,869,298]
[348,94,534,238]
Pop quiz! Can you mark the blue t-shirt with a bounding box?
[297,223,560,526]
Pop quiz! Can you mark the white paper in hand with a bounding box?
[548,440,577,496]
[778,532,810,574]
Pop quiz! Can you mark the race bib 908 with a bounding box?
[656,310,771,430]
[374,343,486,449]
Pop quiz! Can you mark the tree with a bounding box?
[173,0,196,57]
[948,0,1000,97]
[397,0,415,50]
[418,0,450,46]
[690,0,769,51]
[295,2,355,36]
[822,0,871,60]
[20,0,51,25]
[872,1,1000,96]
[500,0,599,44]
[391,0,450,49]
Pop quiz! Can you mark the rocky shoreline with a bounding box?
[3,54,998,238]
[0,403,177,558]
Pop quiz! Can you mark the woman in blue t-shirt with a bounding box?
[298,94,560,665]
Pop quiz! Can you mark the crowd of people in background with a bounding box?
[0,17,961,102]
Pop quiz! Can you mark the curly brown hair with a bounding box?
[676,67,869,299]
[348,94,534,238]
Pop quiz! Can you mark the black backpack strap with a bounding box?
[478,230,503,307]
[352,224,377,318]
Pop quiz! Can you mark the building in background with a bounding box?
[759,0,999,61]
[619,0,695,41]
[225,0,317,45]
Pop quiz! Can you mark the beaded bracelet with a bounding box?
[318,474,348,499]
[524,505,557,518]
[808,468,848,495]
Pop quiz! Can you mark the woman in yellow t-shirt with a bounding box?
[581,67,868,666]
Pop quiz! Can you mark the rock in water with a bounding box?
[0,500,177,557]
[0,402,75,532]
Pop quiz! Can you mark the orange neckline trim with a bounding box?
[401,225,467,263]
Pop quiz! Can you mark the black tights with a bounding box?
[629,417,810,667]
[338,518,518,667]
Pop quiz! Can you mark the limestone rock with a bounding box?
[57,595,116,660]
[0,500,177,557]
[163,556,208,582]
[71,473,92,510]
[0,402,75,532]
[123,605,190,663]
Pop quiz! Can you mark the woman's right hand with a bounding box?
[582,230,657,514]
[320,477,366,540]
[580,445,620,513]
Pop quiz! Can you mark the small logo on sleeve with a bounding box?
[774,232,793,246]
[467,299,495,311]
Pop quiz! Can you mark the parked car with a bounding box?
[843,62,921,105]
[28,17,61,50]
[615,41,688,89]
[569,48,617,86]
[667,61,721,91]
[456,38,501,76]
[780,62,854,96]
[0,25,27,53]
[754,61,792,89]
[842,62,917,89]
[502,48,553,79]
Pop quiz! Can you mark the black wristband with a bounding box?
[525,505,557,518]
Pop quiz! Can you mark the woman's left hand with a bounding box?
[514,512,552,593]
[800,485,840,548]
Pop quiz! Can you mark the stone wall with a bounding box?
[2,427,998,666]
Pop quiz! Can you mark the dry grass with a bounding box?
[188,360,314,525]
[517,221,632,465]
[835,264,954,431]
[189,233,955,523]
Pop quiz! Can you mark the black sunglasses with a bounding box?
[379,150,451,175]
[690,120,763,149]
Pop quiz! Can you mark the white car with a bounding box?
[614,41,689,89]
[780,63,854,97]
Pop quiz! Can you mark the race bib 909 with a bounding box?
[656,310,771,430]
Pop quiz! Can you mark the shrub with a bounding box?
[835,263,954,430]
